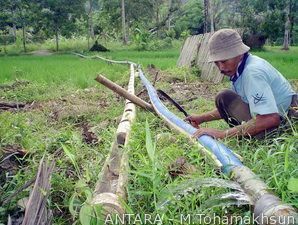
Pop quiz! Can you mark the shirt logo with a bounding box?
[252,93,265,104]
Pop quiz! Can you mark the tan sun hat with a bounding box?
[208,29,250,62]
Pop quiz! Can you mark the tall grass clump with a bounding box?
[127,113,251,224]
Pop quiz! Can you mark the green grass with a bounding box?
[0,42,297,224]
[0,54,129,103]
[0,54,127,85]
[253,46,298,79]
[127,96,297,224]
[99,48,181,70]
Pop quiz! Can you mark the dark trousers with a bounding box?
[215,89,252,127]
[216,90,298,139]
[215,89,280,139]
[288,94,298,118]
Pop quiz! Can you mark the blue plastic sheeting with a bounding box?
[138,69,243,173]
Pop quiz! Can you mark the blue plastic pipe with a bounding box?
[138,69,243,173]
[84,55,297,222]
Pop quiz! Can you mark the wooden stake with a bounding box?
[95,75,154,112]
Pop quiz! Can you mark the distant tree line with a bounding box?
[0,0,297,51]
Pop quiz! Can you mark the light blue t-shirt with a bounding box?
[231,54,295,117]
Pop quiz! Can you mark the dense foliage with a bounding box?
[0,0,297,52]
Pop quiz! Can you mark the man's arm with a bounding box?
[186,109,222,128]
[192,113,280,139]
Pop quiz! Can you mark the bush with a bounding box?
[148,37,173,51]
[0,34,15,45]
[43,36,88,52]
[132,26,173,51]
[243,33,267,50]
[132,27,152,51]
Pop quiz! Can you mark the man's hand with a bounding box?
[192,128,225,139]
[185,109,222,128]
[185,115,203,128]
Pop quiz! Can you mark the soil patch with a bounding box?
[168,156,197,178]
[0,102,27,111]
[0,144,27,185]
[169,82,221,102]
[0,80,30,90]
[77,121,100,145]
[28,87,111,121]
[145,64,224,102]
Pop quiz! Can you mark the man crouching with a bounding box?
[186,29,297,139]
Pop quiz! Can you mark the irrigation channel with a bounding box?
[75,53,298,225]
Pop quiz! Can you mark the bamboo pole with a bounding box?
[95,75,154,112]
[116,64,137,145]
[232,166,297,225]
[91,64,136,218]
[21,156,54,225]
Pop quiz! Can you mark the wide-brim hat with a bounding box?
[208,29,250,62]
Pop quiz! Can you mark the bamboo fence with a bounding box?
[177,33,224,83]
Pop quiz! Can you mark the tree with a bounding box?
[208,0,234,31]
[0,3,11,54]
[209,0,214,33]
[97,0,122,39]
[0,0,35,52]
[125,0,154,25]
[149,0,183,34]
[203,0,209,33]
[167,0,172,30]
[282,0,291,50]
[39,0,85,51]
[86,0,96,48]
[121,0,128,44]
[238,0,288,45]
[173,0,203,35]
[153,0,164,36]
[15,0,34,52]
[289,0,298,45]
[0,0,13,43]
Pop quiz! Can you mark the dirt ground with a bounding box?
[145,66,226,104]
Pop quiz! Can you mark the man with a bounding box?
[186,29,297,139]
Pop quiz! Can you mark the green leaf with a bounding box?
[130,170,152,179]
[62,144,81,178]
[0,207,6,213]
[61,144,76,167]
[79,204,93,225]
[84,168,91,183]
[145,120,155,163]
[83,188,93,202]
[288,177,298,192]
[69,193,78,220]
[75,179,87,189]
